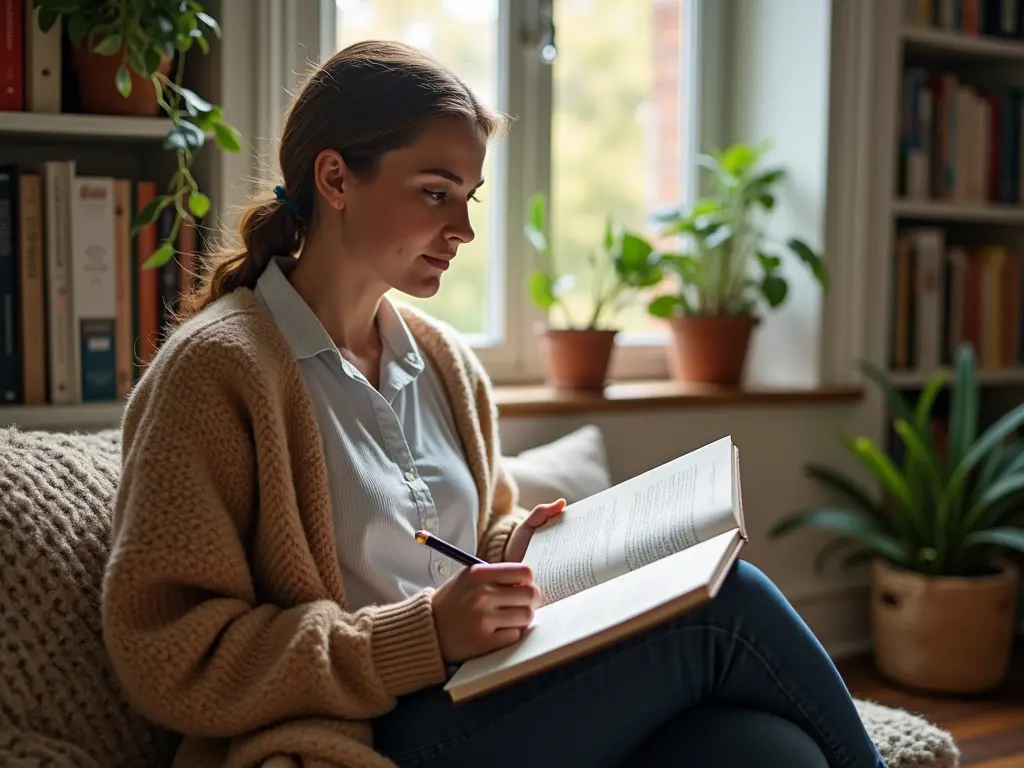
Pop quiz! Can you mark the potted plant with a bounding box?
[769,343,1024,693]
[32,0,242,267]
[647,141,828,385]
[524,192,662,390]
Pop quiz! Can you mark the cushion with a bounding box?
[502,424,612,510]
[856,699,959,768]
[0,427,176,767]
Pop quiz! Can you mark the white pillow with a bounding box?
[502,424,612,510]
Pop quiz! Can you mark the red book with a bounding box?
[0,0,23,111]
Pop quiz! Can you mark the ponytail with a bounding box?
[176,189,307,323]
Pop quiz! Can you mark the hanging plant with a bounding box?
[32,0,243,268]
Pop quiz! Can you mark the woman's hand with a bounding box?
[502,499,566,563]
[430,563,543,662]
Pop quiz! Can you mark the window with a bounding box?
[312,0,707,380]
[334,0,504,346]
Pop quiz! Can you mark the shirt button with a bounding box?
[438,561,449,576]
[404,470,416,482]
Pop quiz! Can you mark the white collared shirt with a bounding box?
[254,257,480,611]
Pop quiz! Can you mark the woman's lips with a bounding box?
[421,254,451,271]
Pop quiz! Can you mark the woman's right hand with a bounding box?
[430,562,543,663]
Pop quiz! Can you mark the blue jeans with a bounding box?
[373,561,886,768]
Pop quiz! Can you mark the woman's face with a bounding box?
[314,115,488,299]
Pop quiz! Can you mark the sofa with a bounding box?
[0,424,961,767]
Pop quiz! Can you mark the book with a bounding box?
[444,434,747,703]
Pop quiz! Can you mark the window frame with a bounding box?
[261,0,724,385]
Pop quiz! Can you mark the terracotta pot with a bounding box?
[72,45,171,117]
[871,557,1020,693]
[665,314,758,385]
[541,328,617,390]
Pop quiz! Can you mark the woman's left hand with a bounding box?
[503,499,566,562]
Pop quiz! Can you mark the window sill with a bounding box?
[492,379,864,418]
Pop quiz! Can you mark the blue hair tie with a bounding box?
[274,184,305,217]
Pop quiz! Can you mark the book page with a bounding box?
[523,436,738,604]
[445,527,744,703]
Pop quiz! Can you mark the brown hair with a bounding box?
[177,40,505,321]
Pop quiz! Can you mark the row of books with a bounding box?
[889,226,1023,373]
[899,68,1024,204]
[0,160,205,406]
[1,0,61,113]
[904,0,1024,37]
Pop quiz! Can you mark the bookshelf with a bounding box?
[865,0,1024,458]
[0,0,256,432]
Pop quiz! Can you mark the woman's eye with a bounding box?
[425,190,446,203]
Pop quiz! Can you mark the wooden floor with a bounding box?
[838,640,1024,767]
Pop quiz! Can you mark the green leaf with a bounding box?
[804,463,890,529]
[659,253,701,283]
[767,507,908,564]
[788,237,828,290]
[757,252,781,272]
[963,527,1024,555]
[144,46,165,76]
[188,192,211,218]
[964,473,1024,532]
[164,121,205,151]
[179,87,213,116]
[758,194,775,210]
[92,32,122,55]
[197,11,221,37]
[761,274,787,307]
[948,342,980,471]
[527,192,546,239]
[37,8,60,33]
[142,242,175,270]
[524,223,547,254]
[617,232,654,270]
[846,435,915,519]
[947,402,1024,506]
[131,194,172,234]
[213,120,242,153]
[648,295,686,318]
[603,215,615,253]
[527,271,558,310]
[67,13,89,46]
[115,65,132,98]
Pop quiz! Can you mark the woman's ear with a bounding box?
[313,149,348,212]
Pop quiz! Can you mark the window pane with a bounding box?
[551,0,689,336]
[333,0,502,340]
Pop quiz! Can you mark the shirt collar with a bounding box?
[254,256,425,379]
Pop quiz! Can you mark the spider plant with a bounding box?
[769,342,1024,577]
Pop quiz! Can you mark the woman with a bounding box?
[102,40,886,768]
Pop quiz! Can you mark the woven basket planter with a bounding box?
[871,557,1020,693]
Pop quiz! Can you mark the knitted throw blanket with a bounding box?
[0,427,176,767]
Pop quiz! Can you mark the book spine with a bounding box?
[70,176,117,402]
[23,6,61,113]
[0,0,23,112]
[157,206,178,336]
[113,179,133,398]
[0,164,18,403]
[43,160,75,404]
[17,173,46,404]
[135,181,158,372]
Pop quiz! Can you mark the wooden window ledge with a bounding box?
[492,379,864,417]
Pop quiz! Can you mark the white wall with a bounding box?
[499,402,875,657]
[725,0,833,388]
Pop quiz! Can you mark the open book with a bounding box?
[444,434,746,703]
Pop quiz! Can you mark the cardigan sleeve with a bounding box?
[102,332,447,739]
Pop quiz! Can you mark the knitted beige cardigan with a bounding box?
[102,289,529,768]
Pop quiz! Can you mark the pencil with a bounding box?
[415,530,486,567]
